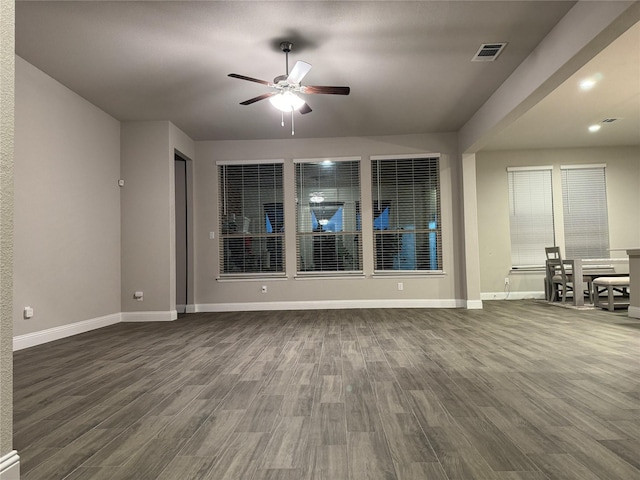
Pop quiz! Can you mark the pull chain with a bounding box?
[291,110,295,135]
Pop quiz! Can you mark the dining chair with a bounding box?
[547,257,572,302]
[545,246,593,303]
[545,246,561,261]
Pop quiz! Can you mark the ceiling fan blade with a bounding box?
[239,92,277,105]
[228,73,271,86]
[301,85,350,95]
[287,61,312,84]
[299,103,312,115]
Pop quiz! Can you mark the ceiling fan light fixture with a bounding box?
[309,192,325,203]
[269,91,305,112]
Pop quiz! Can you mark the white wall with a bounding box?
[14,56,121,337]
[193,133,464,309]
[0,0,15,464]
[120,121,194,319]
[13,61,197,332]
[476,146,640,297]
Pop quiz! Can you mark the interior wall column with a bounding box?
[0,0,19,477]
[462,153,482,309]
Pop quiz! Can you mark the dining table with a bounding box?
[546,257,629,307]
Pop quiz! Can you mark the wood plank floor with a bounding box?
[13,301,640,480]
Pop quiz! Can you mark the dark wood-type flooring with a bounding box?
[13,300,640,479]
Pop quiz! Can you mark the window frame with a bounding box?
[217,159,286,278]
[293,156,363,276]
[370,153,443,274]
[507,165,555,269]
[560,163,609,260]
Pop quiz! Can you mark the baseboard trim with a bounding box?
[628,305,640,319]
[466,300,483,309]
[121,310,178,322]
[481,291,545,301]
[0,451,20,480]
[195,299,466,312]
[13,313,121,351]
[11,296,493,350]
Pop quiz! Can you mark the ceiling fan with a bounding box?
[228,41,350,134]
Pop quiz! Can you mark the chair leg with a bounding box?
[607,286,615,311]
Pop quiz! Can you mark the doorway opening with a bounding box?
[175,154,189,315]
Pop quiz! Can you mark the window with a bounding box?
[371,155,442,272]
[507,166,555,267]
[218,161,284,275]
[295,158,362,273]
[561,164,609,259]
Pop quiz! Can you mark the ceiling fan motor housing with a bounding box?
[280,41,293,53]
[274,74,288,84]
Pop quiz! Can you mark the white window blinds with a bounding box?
[218,161,284,275]
[371,155,442,272]
[561,165,609,259]
[295,158,362,273]
[507,167,555,267]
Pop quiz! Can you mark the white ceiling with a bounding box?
[15,1,639,149]
[482,19,640,150]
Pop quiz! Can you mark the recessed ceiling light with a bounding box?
[579,79,596,91]
[579,73,603,91]
[588,124,601,132]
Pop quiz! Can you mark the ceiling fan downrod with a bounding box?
[279,42,296,135]
[280,41,293,76]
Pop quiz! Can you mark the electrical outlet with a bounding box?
[134,291,144,301]
[261,285,267,294]
[504,277,510,286]
[23,306,34,319]
[397,282,404,291]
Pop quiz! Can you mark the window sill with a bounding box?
[372,271,445,277]
[217,274,288,282]
[295,272,365,280]
[509,267,545,274]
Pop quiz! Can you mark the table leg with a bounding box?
[573,260,584,307]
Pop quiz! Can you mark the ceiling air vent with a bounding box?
[472,43,507,62]
[601,118,618,123]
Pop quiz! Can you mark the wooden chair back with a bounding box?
[545,246,562,261]
[547,258,568,281]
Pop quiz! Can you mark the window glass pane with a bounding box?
[508,168,555,267]
[296,160,362,273]
[218,163,284,274]
[372,157,442,271]
[561,166,609,259]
